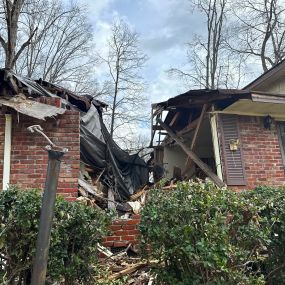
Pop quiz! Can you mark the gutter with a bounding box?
[3,114,12,190]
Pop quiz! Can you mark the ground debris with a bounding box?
[97,246,157,285]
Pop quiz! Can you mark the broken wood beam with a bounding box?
[157,118,225,188]
[108,262,148,281]
[177,116,203,135]
[183,104,207,175]
[169,112,180,127]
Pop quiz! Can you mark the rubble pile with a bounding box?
[97,245,157,285]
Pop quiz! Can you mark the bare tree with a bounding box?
[228,0,285,72]
[98,19,148,139]
[0,0,38,69]
[169,0,228,89]
[169,0,246,89]
[0,0,96,94]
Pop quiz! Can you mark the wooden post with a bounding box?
[157,118,225,187]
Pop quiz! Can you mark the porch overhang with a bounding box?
[213,98,285,120]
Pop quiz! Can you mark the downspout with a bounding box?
[3,114,12,190]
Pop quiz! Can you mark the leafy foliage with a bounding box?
[140,181,281,285]
[0,186,113,284]
[243,186,285,284]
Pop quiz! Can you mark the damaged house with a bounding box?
[151,59,285,189]
[0,69,148,205]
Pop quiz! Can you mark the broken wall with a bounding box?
[0,110,80,200]
[162,119,215,180]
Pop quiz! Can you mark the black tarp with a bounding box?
[80,104,148,201]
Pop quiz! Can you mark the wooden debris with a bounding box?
[108,262,148,281]
[78,178,104,201]
[108,188,116,209]
[130,187,146,201]
[97,243,113,258]
[157,118,225,188]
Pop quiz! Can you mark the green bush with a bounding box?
[140,181,272,285]
[243,186,285,284]
[0,186,113,284]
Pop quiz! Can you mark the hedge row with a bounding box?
[140,182,285,285]
[0,186,113,285]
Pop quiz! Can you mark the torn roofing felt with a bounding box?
[80,104,149,201]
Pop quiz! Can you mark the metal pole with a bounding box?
[31,149,65,285]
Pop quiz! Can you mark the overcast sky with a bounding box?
[78,0,262,142]
[80,0,207,105]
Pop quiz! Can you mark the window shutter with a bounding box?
[277,123,285,169]
[219,114,246,186]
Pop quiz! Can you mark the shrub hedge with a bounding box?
[140,181,285,285]
[0,186,113,285]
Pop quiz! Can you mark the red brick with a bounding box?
[131,214,141,220]
[110,225,122,231]
[114,241,129,247]
[103,241,114,248]
[127,219,140,225]
[105,236,121,242]
[121,225,136,230]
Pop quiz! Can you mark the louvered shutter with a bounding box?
[277,123,285,168]
[219,115,246,186]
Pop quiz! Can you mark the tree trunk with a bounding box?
[110,59,120,138]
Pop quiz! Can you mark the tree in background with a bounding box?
[170,0,285,89]
[169,0,244,89]
[0,0,97,94]
[98,19,148,140]
[228,0,285,72]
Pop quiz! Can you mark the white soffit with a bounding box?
[216,99,285,120]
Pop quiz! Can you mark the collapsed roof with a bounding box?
[0,68,148,200]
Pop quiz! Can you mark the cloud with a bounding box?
[80,0,115,18]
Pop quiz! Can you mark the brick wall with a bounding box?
[218,115,285,189]
[0,110,80,200]
[238,116,285,188]
[103,215,141,248]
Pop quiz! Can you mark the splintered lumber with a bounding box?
[78,178,104,201]
[108,188,116,209]
[130,185,148,201]
[97,243,113,258]
[108,262,148,281]
[157,118,225,188]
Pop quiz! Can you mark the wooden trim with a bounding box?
[211,110,285,119]
[210,113,223,181]
[157,118,225,187]
[244,60,285,90]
